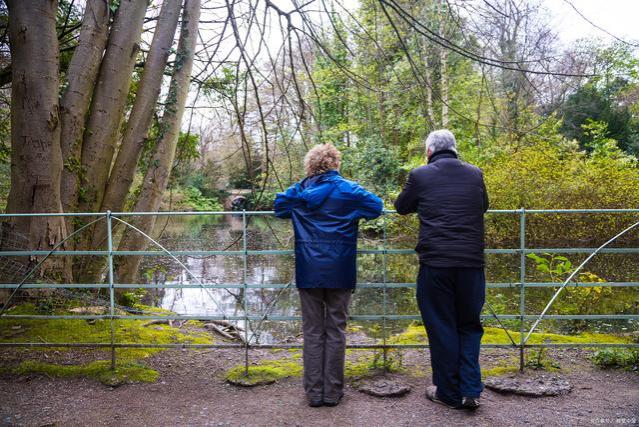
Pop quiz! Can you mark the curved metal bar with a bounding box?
[524,219,639,344]
[0,215,106,316]
[110,216,228,316]
[485,302,518,347]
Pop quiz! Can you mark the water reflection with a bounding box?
[139,215,638,342]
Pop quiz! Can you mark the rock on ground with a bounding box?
[485,374,572,397]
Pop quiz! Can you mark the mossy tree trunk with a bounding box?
[116,0,201,286]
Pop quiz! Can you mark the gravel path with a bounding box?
[1,348,638,426]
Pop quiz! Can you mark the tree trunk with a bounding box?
[101,0,183,214]
[77,0,148,213]
[419,4,435,128]
[76,0,182,284]
[59,0,110,223]
[5,0,69,280]
[116,0,201,285]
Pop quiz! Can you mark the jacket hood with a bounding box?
[299,170,340,210]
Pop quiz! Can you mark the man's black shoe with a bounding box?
[425,386,460,409]
[461,396,480,410]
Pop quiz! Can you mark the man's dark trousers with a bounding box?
[416,264,485,407]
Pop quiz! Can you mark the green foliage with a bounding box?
[481,136,639,255]
[120,288,147,307]
[341,137,402,196]
[560,43,639,155]
[245,190,276,211]
[523,252,631,330]
[177,162,228,200]
[582,120,636,162]
[591,348,639,371]
[526,253,573,281]
[525,345,561,371]
[201,66,240,99]
[181,187,224,211]
[227,157,262,189]
[175,132,201,168]
[108,0,121,14]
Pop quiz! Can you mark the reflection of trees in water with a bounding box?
[139,215,638,338]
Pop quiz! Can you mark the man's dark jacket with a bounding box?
[394,150,489,268]
[274,170,383,289]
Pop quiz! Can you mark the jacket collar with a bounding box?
[428,149,458,164]
[304,169,340,184]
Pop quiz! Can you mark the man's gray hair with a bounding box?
[425,129,457,155]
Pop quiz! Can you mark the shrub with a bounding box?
[591,348,639,371]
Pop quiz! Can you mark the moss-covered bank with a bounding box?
[0,303,214,385]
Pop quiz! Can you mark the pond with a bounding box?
[132,214,639,344]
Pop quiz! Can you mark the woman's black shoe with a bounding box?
[308,399,323,408]
[323,394,343,407]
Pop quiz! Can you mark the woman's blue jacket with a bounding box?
[273,170,383,289]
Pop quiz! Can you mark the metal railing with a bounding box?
[1,209,638,373]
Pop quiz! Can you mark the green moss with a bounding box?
[390,324,629,346]
[131,303,175,315]
[344,351,404,379]
[482,365,520,378]
[0,303,214,384]
[226,359,303,386]
[0,303,213,360]
[1,360,158,386]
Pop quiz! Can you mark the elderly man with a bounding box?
[394,129,488,410]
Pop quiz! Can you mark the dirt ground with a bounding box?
[1,347,638,427]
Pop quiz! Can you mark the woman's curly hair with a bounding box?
[304,143,342,176]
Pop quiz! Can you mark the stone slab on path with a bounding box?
[356,378,411,397]
[485,374,572,397]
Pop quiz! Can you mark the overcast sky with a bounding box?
[542,0,639,45]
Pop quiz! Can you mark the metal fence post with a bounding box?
[519,208,526,373]
[382,213,388,372]
[242,210,249,375]
[106,211,116,371]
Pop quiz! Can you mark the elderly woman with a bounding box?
[274,143,383,407]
